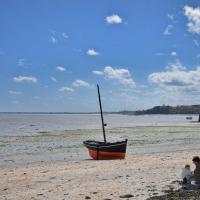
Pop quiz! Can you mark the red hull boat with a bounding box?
[83,85,128,160]
[83,140,128,160]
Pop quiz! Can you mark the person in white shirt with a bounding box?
[181,164,192,185]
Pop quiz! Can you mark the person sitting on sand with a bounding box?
[181,164,192,185]
[191,156,200,186]
[182,156,200,189]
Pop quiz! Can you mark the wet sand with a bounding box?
[1,125,200,199]
[1,125,200,166]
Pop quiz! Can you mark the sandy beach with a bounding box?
[1,125,200,199]
[1,150,200,200]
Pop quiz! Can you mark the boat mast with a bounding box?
[97,84,107,143]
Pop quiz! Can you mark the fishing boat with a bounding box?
[83,84,128,160]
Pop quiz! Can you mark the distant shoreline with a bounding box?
[0,112,199,115]
[1,104,200,115]
[0,112,117,114]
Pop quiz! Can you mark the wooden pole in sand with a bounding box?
[97,84,107,143]
[198,114,200,122]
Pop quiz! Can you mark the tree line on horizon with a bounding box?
[119,105,200,115]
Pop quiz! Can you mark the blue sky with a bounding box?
[0,0,200,112]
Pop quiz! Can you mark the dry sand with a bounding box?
[1,149,200,200]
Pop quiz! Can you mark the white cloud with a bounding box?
[72,80,90,87]
[18,58,25,66]
[156,52,177,57]
[13,76,38,83]
[104,66,130,79]
[119,78,135,86]
[104,66,135,86]
[166,59,186,71]
[59,86,74,92]
[148,63,200,89]
[92,70,104,75]
[184,5,200,34]
[87,49,100,56]
[163,25,173,35]
[49,31,68,43]
[56,66,66,72]
[49,36,57,44]
[106,14,123,24]
[171,51,177,56]
[93,66,135,86]
[51,77,57,82]
[8,90,22,95]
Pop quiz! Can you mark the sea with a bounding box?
[0,113,198,136]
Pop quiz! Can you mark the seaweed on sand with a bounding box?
[146,189,200,200]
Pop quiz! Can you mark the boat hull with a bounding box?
[83,139,128,160]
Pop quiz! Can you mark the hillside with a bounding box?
[120,105,200,115]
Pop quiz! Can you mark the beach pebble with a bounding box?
[119,194,134,198]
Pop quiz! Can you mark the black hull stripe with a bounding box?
[84,142,127,148]
[87,148,126,153]
[83,140,128,153]
[84,144,127,153]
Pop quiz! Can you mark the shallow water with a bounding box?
[1,113,200,166]
[1,125,200,167]
[0,113,198,136]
